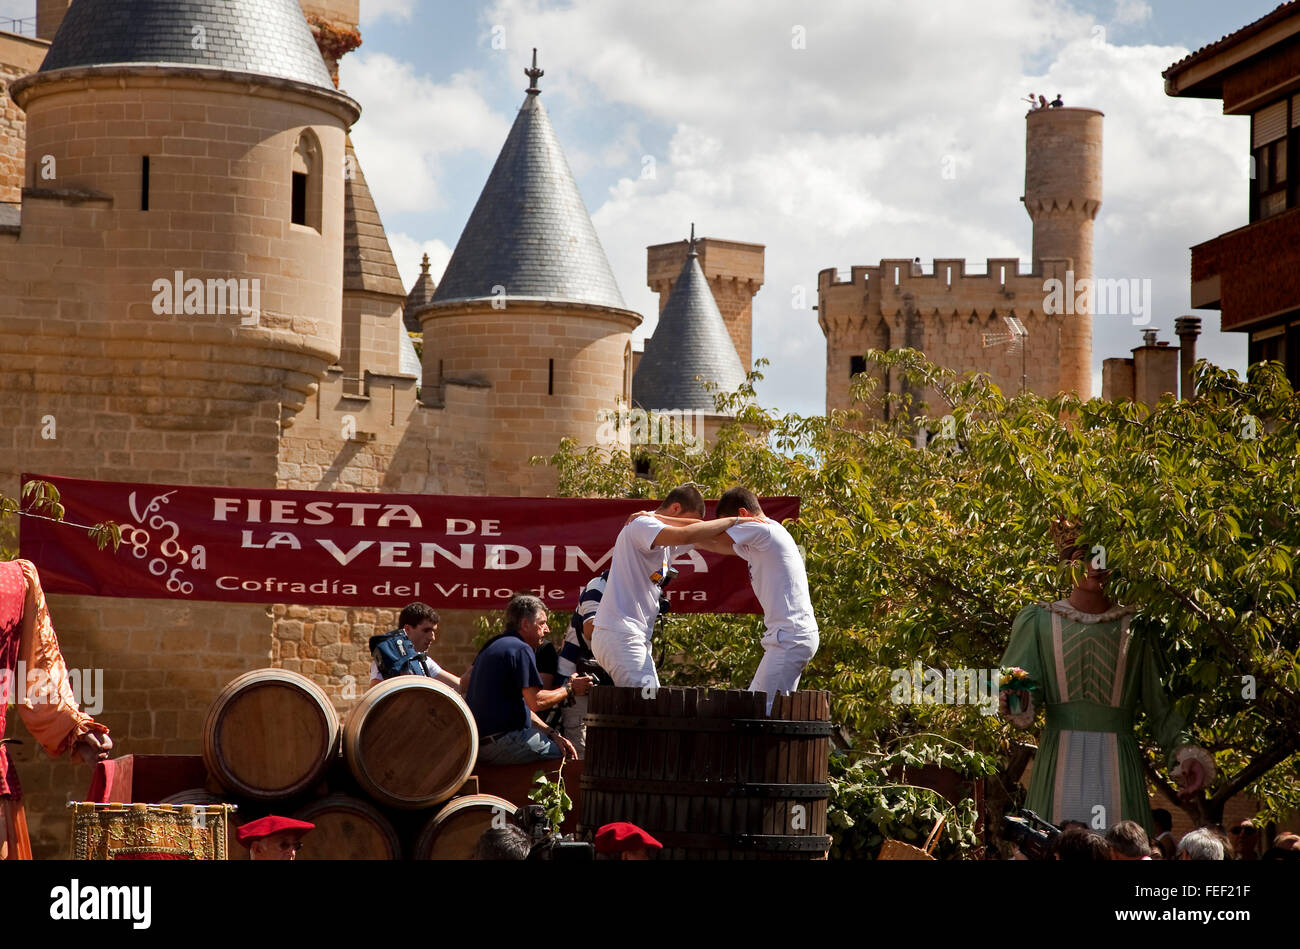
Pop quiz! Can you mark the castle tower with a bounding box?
[415,51,641,495]
[404,253,436,333]
[646,236,764,370]
[1022,106,1103,398]
[0,0,359,854]
[633,226,748,440]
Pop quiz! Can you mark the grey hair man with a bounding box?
[1177,827,1226,861]
[464,594,592,765]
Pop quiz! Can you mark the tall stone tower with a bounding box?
[819,106,1103,421]
[1022,107,1103,399]
[415,53,641,495]
[0,0,360,855]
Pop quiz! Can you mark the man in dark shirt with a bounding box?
[465,594,591,765]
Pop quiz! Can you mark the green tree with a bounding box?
[537,350,1300,837]
[1,480,121,560]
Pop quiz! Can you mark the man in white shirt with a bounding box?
[368,602,461,690]
[591,485,756,690]
[695,487,819,713]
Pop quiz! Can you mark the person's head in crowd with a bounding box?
[1054,826,1112,861]
[1262,832,1300,861]
[474,825,532,861]
[657,485,705,520]
[1105,821,1151,860]
[1177,827,1226,861]
[594,822,663,860]
[504,594,549,649]
[1231,819,1260,859]
[714,486,764,519]
[1152,809,1173,835]
[1204,823,1235,859]
[399,602,440,653]
[237,816,315,861]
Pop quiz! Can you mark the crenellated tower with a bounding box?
[819,105,1103,420]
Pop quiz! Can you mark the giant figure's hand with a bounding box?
[73,730,112,765]
[1171,745,1214,800]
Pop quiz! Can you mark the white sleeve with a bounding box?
[629,514,666,550]
[369,659,380,680]
[725,521,770,554]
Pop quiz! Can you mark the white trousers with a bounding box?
[590,625,659,690]
[748,627,819,714]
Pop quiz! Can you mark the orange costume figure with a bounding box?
[0,560,112,859]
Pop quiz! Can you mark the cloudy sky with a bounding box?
[2,0,1277,415]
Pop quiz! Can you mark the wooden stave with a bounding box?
[412,794,519,860]
[342,677,479,810]
[202,668,341,801]
[292,793,402,861]
[580,686,832,860]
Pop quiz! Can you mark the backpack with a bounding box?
[369,630,433,680]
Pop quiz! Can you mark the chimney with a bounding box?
[1132,328,1180,407]
[1174,316,1202,399]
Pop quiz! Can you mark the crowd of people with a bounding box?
[1042,812,1300,861]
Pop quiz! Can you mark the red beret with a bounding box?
[594,822,662,854]
[236,816,316,846]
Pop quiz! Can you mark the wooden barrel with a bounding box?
[292,794,401,860]
[203,669,340,801]
[343,677,478,809]
[412,794,518,860]
[579,687,832,860]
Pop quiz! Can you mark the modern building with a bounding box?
[1164,0,1300,388]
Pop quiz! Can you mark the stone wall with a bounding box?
[0,30,47,204]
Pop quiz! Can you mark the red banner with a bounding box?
[19,474,800,614]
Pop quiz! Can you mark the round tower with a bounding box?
[416,52,641,495]
[1022,106,1103,399]
[5,0,359,454]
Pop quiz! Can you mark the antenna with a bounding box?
[982,315,1030,394]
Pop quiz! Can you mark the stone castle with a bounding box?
[0,1,1181,855]
[819,105,1104,421]
[0,0,773,855]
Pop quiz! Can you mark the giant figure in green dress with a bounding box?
[999,531,1212,835]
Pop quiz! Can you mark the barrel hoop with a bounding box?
[583,714,832,737]
[641,831,832,853]
[581,777,829,799]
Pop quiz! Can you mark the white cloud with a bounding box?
[360,0,415,23]
[1112,0,1153,27]
[387,232,455,291]
[341,52,511,215]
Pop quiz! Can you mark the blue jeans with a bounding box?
[476,725,563,766]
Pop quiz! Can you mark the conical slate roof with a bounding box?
[343,137,406,298]
[404,254,436,333]
[632,235,746,413]
[39,0,335,91]
[398,324,421,378]
[431,68,626,311]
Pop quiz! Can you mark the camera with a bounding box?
[653,567,678,617]
[514,805,594,862]
[1002,808,1061,860]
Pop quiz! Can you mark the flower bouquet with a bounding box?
[999,667,1039,715]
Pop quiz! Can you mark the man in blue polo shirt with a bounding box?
[466,594,592,765]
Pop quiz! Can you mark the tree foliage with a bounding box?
[537,350,1300,830]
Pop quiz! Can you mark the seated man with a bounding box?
[465,595,591,765]
[368,602,459,690]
